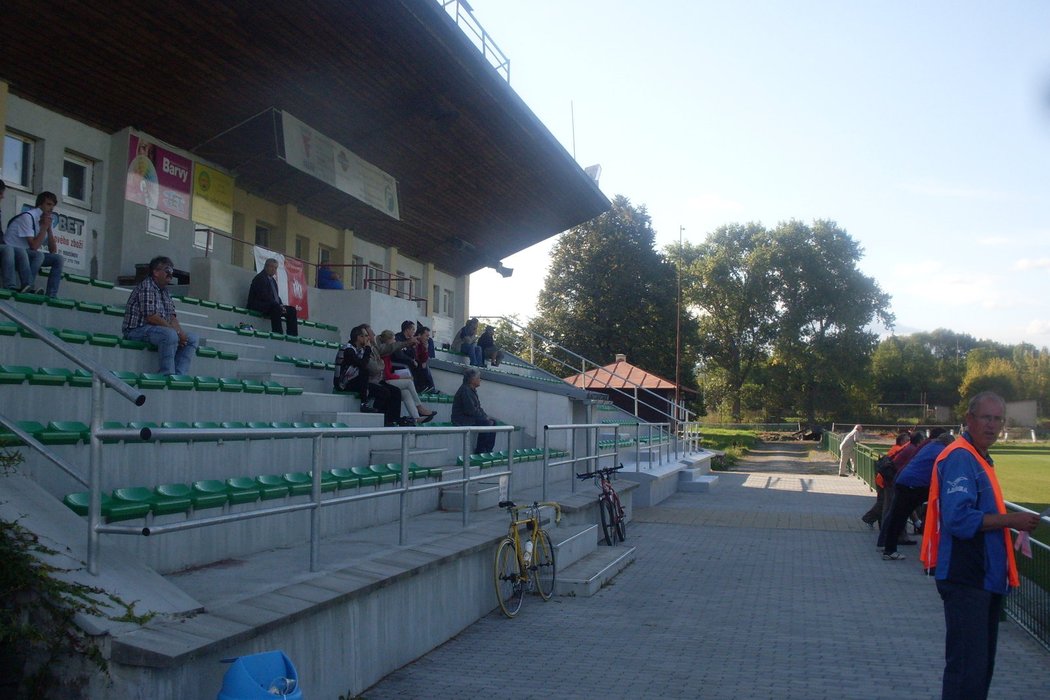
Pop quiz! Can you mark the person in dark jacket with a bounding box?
[451,367,496,453]
[246,258,298,336]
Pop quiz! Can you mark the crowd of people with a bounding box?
[848,392,1042,700]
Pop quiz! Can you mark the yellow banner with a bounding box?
[191,162,234,232]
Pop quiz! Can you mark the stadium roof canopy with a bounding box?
[0,0,609,277]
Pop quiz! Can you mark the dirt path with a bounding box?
[729,440,839,475]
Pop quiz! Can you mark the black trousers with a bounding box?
[938,580,1002,700]
[259,301,298,336]
[880,483,928,552]
[368,382,402,423]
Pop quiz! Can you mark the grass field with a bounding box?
[989,443,1050,546]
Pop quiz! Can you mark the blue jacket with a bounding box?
[934,433,1010,594]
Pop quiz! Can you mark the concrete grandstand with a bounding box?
[0,2,713,695]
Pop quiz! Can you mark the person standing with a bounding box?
[921,391,1041,700]
[838,424,861,476]
[122,256,200,375]
[3,191,64,297]
[246,258,299,336]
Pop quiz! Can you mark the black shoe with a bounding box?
[417,413,435,425]
[899,538,917,546]
[360,405,378,414]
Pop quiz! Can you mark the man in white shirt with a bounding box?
[0,181,36,292]
[3,191,64,297]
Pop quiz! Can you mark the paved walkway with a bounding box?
[362,443,1050,699]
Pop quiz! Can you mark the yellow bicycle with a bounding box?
[493,500,561,618]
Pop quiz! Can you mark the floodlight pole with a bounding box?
[675,225,684,430]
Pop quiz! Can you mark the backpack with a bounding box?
[874,454,896,488]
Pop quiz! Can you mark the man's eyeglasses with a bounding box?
[163,267,174,275]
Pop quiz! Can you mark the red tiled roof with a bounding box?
[563,361,677,390]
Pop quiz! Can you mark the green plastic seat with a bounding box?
[75,300,103,313]
[127,421,159,433]
[247,421,272,431]
[193,375,220,391]
[36,421,86,445]
[283,472,314,496]
[270,332,287,341]
[63,272,91,285]
[88,332,120,348]
[103,304,125,317]
[218,377,244,392]
[291,421,315,429]
[147,484,193,516]
[107,487,154,522]
[110,370,139,387]
[118,337,149,350]
[191,421,222,440]
[262,381,286,395]
[328,468,360,489]
[241,380,265,394]
[308,471,339,493]
[236,327,255,337]
[98,420,129,444]
[63,491,114,517]
[48,421,91,442]
[270,421,294,429]
[137,373,168,389]
[25,366,66,386]
[160,420,192,430]
[254,474,290,500]
[217,351,238,361]
[284,386,304,396]
[192,480,230,508]
[349,466,381,488]
[14,291,46,304]
[293,359,312,369]
[367,464,398,485]
[166,374,196,390]
[253,330,272,339]
[232,306,251,315]
[219,421,248,440]
[225,477,261,504]
[0,365,33,384]
[177,295,201,305]
[196,346,219,358]
[69,369,93,387]
[216,302,235,312]
[0,321,19,336]
[46,296,76,310]
[89,278,114,288]
[273,355,295,363]
[199,299,218,309]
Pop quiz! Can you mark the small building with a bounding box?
[563,354,690,424]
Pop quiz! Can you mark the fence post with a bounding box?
[310,435,323,572]
[88,376,103,575]
[399,432,410,546]
[462,430,471,527]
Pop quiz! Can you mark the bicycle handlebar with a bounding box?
[575,464,624,480]
[499,500,562,525]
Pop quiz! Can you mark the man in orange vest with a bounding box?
[921,391,1041,700]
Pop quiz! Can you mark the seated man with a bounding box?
[246,258,299,336]
[0,181,35,291]
[478,325,503,367]
[316,263,343,289]
[3,191,64,297]
[451,367,497,453]
[122,256,200,375]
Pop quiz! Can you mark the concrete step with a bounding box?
[678,474,719,492]
[549,523,598,570]
[555,543,636,597]
[439,476,507,511]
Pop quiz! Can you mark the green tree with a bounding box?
[958,356,1020,404]
[673,223,778,421]
[769,220,893,422]
[532,195,693,387]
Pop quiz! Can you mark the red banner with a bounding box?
[284,257,310,320]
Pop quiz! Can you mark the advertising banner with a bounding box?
[252,246,310,320]
[125,134,193,219]
[192,162,234,232]
[281,111,400,220]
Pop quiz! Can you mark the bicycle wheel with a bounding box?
[532,530,556,600]
[599,498,616,546]
[494,538,524,617]
[612,495,627,542]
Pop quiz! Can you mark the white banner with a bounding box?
[281,111,400,220]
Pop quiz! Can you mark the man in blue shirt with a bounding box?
[880,431,952,559]
[930,391,1040,700]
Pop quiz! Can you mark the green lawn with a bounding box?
[989,443,1050,546]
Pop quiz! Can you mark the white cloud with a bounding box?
[1014,258,1050,271]
[900,180,1031,203]
[1025,320,1050,336]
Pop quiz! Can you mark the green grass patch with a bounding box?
[700,429,758,471]
[988,444,1050,549]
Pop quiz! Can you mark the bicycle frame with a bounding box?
[577,465,626,545]
[494,500,561,617]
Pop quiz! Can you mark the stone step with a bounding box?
[439,476,507,511]
[678,474,718,492]
[549,523,598,570]
[555,544,636,597]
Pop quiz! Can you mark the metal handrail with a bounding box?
[0,300,144,575]
[476,315,694,427]
[1004,502,1050,651]
[93,424,516,573]
[543,423,619,501]
[439,0,511,82]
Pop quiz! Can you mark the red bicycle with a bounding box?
[577,464,626,545]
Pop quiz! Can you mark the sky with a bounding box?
[466,1,1050,347]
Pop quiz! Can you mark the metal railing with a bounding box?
[439,0,511,82]
[543,423,620,501]
[826,429,1050,649]
[0,300,145,575]
[476,315,695,430]
[97,424,515,573]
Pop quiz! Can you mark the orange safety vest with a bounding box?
[920,437,1019,587]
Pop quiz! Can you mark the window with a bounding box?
[193,225,213,251]
[3,133,34,189]
[295,235,308,261]
[62,152,93,207]
[442,288,454,315]
[433,284,440,308]
[351,255,364,289]
[317,245,332,265]
[410,276,421,299]
[396,269,407,297]
[255,224,270,247]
